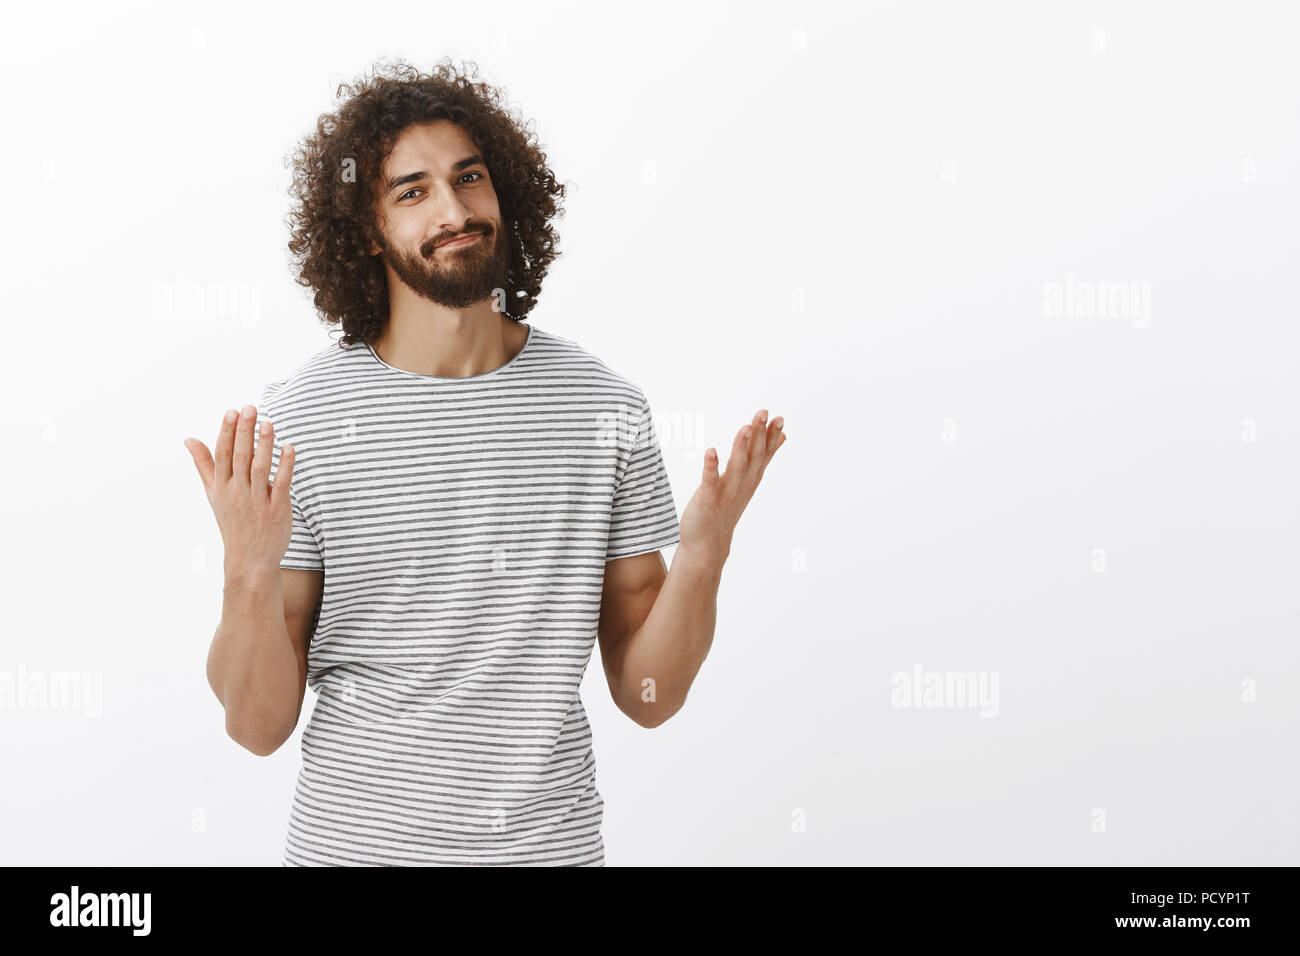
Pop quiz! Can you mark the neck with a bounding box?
[370,301,525,378]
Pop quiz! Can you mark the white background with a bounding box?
[1,0,1296,865]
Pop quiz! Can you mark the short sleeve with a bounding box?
[605,398,681,561]
[255,387,324,571]
[280,488,324,571]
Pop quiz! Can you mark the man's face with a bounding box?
[371,120,511,309]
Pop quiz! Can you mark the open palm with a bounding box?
[679,408,786,560]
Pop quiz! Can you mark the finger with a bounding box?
[213,408,238,482]
[726,423,752,478]
[749,409,769,467]
[701,446,721,489]
[231,404,257,487]
[183,437,215,492]
[762,416,785,468]
[270,441,296,509]
[251,416,274,497]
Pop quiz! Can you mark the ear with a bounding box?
[367,210,386,256]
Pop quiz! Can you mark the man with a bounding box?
[183,59,786,866]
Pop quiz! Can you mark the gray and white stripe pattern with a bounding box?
[254,323,680,865]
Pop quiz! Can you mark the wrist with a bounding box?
[222,561,281,595]
[674,539,729,576]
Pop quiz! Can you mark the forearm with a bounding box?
[206,568,298,753]
[617,545,727,727]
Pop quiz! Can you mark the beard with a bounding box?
[383,221,513,309]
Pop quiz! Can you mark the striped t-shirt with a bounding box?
[252,322,680,866]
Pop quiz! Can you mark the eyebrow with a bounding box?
[384,155,486,194]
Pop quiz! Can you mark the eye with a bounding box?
[398,173,481,201]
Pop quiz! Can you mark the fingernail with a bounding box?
[225,409,238,424]
[759,410,767,423]
[773,417,783,429]
[259,421,270,436]
[240,405,255,419]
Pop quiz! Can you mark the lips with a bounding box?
[436,231,484,249]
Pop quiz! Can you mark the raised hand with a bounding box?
[678,408,786,561]
[183,404,296,578]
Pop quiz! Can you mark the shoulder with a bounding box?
[525,324,650,409]
[259,337,363,417]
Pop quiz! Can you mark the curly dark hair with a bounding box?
[284,57,567,348]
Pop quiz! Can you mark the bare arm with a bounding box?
[598,548,723,728]
[206,566,322,755]
[597,408,787,728]
[185,403,322,756]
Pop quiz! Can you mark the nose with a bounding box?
[428,182,474,234]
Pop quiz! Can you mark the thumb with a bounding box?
[701,447,721,488]
[183,437,215,490]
